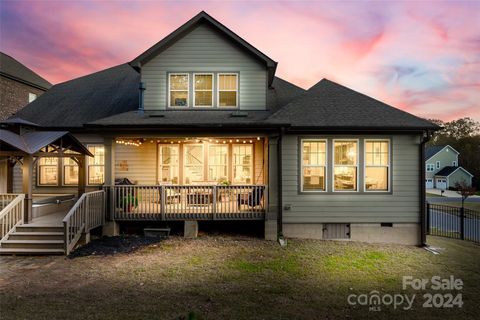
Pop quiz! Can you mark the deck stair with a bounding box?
[0,225,65,255]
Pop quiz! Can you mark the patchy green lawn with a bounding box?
[0,236,479,319]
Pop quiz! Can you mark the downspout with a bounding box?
[420,130,432,246]
[138,82,146,114]
[277,127,284,240]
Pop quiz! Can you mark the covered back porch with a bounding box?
[107,135,269,220]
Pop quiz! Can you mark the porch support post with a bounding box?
[22,155,33,223]
[78,155,86,196]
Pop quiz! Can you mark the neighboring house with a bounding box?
[0,52,52,120]
[425,145,473,189]
[1,11,439,251]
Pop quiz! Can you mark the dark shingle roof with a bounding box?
[425,145,446,160]
[0,52,51,90]
[267,77,306,112]
[267,79,438,130]
[13,63,140,128]
[435,166,459,177]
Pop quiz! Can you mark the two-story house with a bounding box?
[0,11,440,254]
[0,52,51,120]
[425,145,473,189]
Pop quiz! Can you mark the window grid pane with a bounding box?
[218,74,238,107]
[185,145,204,183]
[208,145,228,182]
[88,145,105,185]
[169,74,189,107]
[233,144,252,184]
[39,157,58,185]
[365,141,389,191]
[159,145,179,184]
[334,141,357,191]
[194,74,213,107]
[302,140,326,191]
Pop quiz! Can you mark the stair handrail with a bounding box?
[63,190,105,255]
[0,194,25,244]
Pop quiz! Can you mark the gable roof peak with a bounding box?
[130,11,277,85]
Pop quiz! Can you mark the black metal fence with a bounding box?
[426,203,480,244]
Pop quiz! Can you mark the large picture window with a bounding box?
[333,140,358,191]
[218,73,238,107]
[169,73,189,107]
[233,144,253,184]
[184,144,204,184]
[301,140,327,191]
[208,145,228,182]
[194,74,213,107]
[158,145,179,184]
[87,145,105,185]
[365,140,390,191]
[38,157,58,185]
[63,158,78,185]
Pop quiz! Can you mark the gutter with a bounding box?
[277,127,284,240]
[420,130,432,246]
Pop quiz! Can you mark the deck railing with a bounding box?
[63,190,105,255]
[104,185,266,221]
[0,194,25,244]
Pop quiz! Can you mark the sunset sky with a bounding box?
[1,1,479,121]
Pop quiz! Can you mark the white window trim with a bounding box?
[452,161,457,166]
[168,73,190,108]
[62,158,79,186]
[364,139,390,192]
[157,144,180,185]
[232,143,253,184]
[217,73,238,108]
[37,158,59,186]
[300,139,328,192]
[332,139,359,192]
[207,144,229,182]
[193,73,214,108]
[87,144,105,186]
[183,143,205,184]
[436,161,441,169]
[426,164,435,172]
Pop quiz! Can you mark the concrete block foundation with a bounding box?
[350,223,421,246]
[283,223,324,239]
[184,221,198,238]
[102,221,120,237]
[264,220,277,240]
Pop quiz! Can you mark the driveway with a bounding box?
[427,188,480,198]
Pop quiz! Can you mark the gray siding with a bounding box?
[142,23,267,110]
[281,134,422,224]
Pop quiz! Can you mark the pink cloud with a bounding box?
[1,1,479,121]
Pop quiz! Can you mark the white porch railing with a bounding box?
[63,190,105,255]
[105,185,266,221]
[0,194,25,244]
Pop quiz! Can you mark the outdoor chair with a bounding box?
[237,187,264,208]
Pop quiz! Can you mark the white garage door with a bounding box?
[436,178,447,190]
[426,179,433,189]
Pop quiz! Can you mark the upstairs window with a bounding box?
[436,161,441,169]
[169,73,189,107]
[194,74,213,107]
[365,140,389,191]
[218,73,238,107]
[38,157,58,185]
[426,164,435,172]
[301,140,327,191]
[333,140,358,191]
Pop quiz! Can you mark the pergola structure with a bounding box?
[0,119,93,223]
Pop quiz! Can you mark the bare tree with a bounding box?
[455,181,477,209]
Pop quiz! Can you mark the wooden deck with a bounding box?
[106,185,266,221]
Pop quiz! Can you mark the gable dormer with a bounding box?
[131,11,277,111]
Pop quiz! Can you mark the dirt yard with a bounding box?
[0,236,479,319]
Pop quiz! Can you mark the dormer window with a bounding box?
[218,73,238,107]
[169,73,189,107]
[194,74,213,107]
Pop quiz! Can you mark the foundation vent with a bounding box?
[323,223,350,240]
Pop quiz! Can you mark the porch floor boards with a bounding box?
[27,211,66,227]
